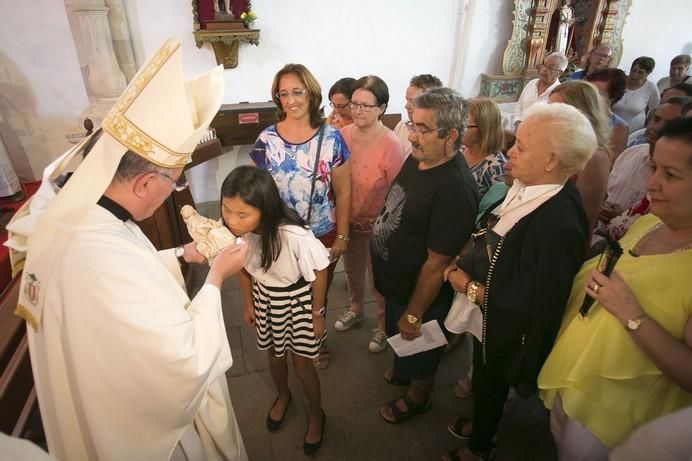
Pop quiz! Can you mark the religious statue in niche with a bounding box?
[192,0,260,69]
[214,0,233,19]
[547,0,577,56]
[195,0,250,30]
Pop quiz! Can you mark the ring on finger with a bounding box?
[592,283,600,294]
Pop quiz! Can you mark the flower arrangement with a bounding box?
[240,9,257,27]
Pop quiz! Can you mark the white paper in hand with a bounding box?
[387,320,449,358]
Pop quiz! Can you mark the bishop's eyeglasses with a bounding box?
[157,171,189,192]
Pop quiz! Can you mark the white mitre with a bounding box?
[11,38,223,330]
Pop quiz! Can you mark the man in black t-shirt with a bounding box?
[372,87,478,423]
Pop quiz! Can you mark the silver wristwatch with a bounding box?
[174,245,185,264]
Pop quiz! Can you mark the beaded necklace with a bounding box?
[627,222,692,257]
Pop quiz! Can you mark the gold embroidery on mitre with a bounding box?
[102,39,191,168]
[15,304,38,331]
[23,273,41,306]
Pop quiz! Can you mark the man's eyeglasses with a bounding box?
[539,64,563,73]
[591,52,611,59]
[330,101,350,110]
[275,89,308,100]
[157,171,188,192]
[405,121,445,136]
[350,102,380,112]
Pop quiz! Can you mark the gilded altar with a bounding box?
[481,0,631,102]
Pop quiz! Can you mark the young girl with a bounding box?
[221,165,330,455]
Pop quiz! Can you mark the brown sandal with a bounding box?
[313,347,330,369]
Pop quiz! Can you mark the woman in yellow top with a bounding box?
[538,116,692,460]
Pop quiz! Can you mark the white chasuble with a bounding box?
[27,205,247,461]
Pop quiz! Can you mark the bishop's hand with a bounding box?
[206,241,248,288]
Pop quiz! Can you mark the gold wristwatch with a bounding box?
[466,281,480,304]
[406,312,420,325]
[625,313,648,331]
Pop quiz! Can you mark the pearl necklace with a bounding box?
[627,222,692,257]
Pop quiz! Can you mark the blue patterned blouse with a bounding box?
[251,124,350,237]
[468,151,507,197]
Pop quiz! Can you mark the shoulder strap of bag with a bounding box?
[306,125,325,226]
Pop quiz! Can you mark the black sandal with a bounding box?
[380,393,431,424]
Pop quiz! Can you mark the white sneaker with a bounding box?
[334,311,364,331]
[368,328,388,353]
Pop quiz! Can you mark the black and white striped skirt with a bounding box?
[252,277,326,359]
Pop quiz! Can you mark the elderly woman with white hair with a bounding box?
[442,103,596,461]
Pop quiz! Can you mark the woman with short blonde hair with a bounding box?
[462,98,506,196]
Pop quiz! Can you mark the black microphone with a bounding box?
[579,239,623,317]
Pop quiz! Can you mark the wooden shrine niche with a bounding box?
[192,0,260,69]
[480,0,631,102]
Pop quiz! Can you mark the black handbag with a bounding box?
[456,218,501,282]
[305,125,325,226]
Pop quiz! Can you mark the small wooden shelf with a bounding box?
[193,29,260,69]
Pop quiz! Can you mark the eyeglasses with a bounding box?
[539,64,563,73]
[330,101,350,110]
[405,120,445,136]
[350,102,380,112]
[157,171,188,192]
[275,89,308,100]
[591,52,611,59]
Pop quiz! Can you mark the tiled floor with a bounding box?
[187,251,558,461]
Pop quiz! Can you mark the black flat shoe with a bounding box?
[266,392,292,432]
[303,410,326,456]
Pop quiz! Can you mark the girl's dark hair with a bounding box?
[271,64,324,128]
[220,166,305,271]
[328,77,356,100]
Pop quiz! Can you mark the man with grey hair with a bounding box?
[371,87,479,423]
[569,43,613,80]
[515,52,569,127]
[393,74,444,156]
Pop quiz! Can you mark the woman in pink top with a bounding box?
[333,75,405,353]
